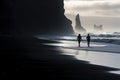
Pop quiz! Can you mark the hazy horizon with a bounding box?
[64,0,120,33]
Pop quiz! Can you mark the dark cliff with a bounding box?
[1,0,74,36]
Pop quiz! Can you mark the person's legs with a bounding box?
[87,41,89,47]
[87,42,89,47]
[88,41,90,47]
[78,41,80,47]
[79,42,80,47]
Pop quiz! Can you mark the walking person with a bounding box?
[86,34,91,47]
[77,34,82,47]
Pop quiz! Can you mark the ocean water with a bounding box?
[36,32,120,45]
[36,32,120,74]
[61,48,120,74]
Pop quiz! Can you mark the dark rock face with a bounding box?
[1,0,74,36]
[0,0,14,34]
[75,14,86,34]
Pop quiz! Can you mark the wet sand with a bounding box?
[0,36,120,79]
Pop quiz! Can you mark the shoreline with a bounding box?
[0,36,120,79]
[45,40,120,54]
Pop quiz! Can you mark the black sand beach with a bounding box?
[0,36,120,80]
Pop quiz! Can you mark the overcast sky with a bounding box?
[64,0,120,33]
[64,0,120,17]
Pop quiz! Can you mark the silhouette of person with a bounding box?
[86,34,91,47]
[77,34,82,47]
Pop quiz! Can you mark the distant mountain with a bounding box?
[75,14,86,34]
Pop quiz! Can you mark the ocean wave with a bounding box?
[36,33,120,45]
[92,39,120,45]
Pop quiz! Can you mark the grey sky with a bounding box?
[64,0,120,33]
[64,0,120,17]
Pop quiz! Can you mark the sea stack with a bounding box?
[75,14,86,34]
[94,24,103,33]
